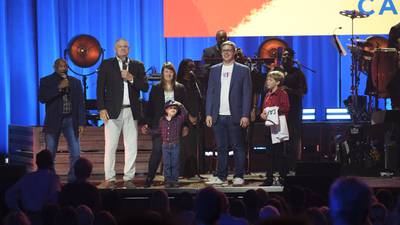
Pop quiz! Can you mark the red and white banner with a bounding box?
[164,0,399,37]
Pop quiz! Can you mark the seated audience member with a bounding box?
[93,211,117,225]
[59,157,101,211]
[3,211,31,225]
[259,205,280,220]
[41,203,60,225]
[369,203,387,225]
[329,177,373,225]
[218,191,248,225]
[76,205,94,225]
[5,149,60,223]
[149,190,171,217]
[54,206,79,225]
[305,207,329,225]
[229,198,247,219]
[195,186,222,225]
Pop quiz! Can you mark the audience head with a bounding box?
[41,203,60,225]
[305,207,329,225]
[229,198,247,218]
[93,211,117,225]
[259,205,280,220]
[3,211,31,225]
[329,177,372,225]
[375,189,395,211]
[149,190,170,215]
[369,202,387,225]
[76,205,94,225]
[195,186,222,224]
[55,206,79,225]
[176,191,194,211]
[74,157,93,181]
[36,149,54,170]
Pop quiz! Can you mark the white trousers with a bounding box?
[104,108,138,181]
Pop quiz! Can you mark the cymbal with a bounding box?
[339,10,369,19]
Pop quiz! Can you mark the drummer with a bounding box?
[388,22,400,109]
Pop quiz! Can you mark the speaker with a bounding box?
[296,161,341,177]
[284,161,341,196]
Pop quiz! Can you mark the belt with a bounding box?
[121,105,131,109]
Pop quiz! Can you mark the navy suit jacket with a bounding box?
[39,73,85,136]
[206,62,252,124]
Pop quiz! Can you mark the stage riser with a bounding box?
[8,126,155,175]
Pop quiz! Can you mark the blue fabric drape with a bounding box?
[0,0,388,153]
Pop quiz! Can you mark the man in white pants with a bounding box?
[97,39,149,188]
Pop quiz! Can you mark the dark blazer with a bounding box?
[39,73,85,136]
[97,57,149,120]
[145,82,187,128]
[389,22,400,50]
[206,62,252,124]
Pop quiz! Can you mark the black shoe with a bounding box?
[165,182,173,188]
[172,182,179,188]
[260,179,273,186]
[144,179,153,188]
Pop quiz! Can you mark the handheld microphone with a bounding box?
[122,58,129,70]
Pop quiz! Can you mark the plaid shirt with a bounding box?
[62,93,72,114]
[152,105,188,144]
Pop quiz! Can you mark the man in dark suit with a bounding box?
[97,38,149,188]
[202,30,228,65]
[39,58,85,182]
[205,41,252,187]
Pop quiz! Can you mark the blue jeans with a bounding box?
[45,117,80,182]
[162,143,180,183]
[212,115,245,180]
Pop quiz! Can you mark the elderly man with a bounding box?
[97,38,149,188]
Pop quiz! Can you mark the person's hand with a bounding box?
[141,124,149,135]
[79,126,84,137]
[206,116,213,127]
[240,117,249,128]
[182,126,189,137]
[121,70,134,82]
[260,111,267,120]
[250,108,256,122]
[99,109,109,122]
[58,79,69,89]
[188,115,197,125]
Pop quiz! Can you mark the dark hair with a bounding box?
[54,58,67,67]
[177,58,194,84]
[36,149,53,169]
[74,157,93,180]
[160,62,177,90]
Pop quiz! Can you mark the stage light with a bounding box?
[325,108,351,120]
[302,108,316,120]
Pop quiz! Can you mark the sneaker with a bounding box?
[97,180,116,189]
[232,177,244,187]
[272,176,283,186]
[123,180,136,189]
[205,176,228,186]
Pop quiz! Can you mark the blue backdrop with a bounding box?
[0,0,388,154]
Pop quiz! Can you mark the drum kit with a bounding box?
[340,10,398,121]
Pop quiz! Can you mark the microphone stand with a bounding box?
[294,60,317,74]
[190,72,205,179]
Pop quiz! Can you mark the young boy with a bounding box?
[260,70,290,186]
[144,100,188,188]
